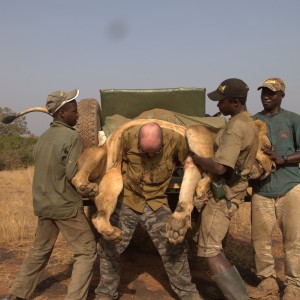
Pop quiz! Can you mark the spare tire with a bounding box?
[76,99,102,235]
[76,98,102,148]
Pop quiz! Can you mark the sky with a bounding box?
[1,0,300,136]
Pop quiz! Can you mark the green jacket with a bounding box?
[32,121,83,219]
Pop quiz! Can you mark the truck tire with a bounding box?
[76,98,102,235]
[77,98,102,148]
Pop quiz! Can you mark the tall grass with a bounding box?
[0,167,36,246]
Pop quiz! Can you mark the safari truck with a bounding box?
[75,87,226,211]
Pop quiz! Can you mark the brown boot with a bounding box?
[249,276,279,299]
[282,285,300,300]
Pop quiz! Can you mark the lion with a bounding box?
[1,106,275,245]
[71,117,274,244]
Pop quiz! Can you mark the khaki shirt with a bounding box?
[213,111,258,199]
[121,126,188,212]
[32,121,83,219]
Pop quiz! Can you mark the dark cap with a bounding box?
[46,89,79,115]
[207,78,249,101]
[257,78,285,92]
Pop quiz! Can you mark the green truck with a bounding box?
[76,87,225,209]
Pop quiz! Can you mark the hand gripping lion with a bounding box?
[1,107,274,244]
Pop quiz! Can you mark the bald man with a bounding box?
[95,122,202,300]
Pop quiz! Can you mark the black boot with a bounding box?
[213,266,250,300]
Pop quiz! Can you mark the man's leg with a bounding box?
[9,218,59,299]
[249,194,279,298]
[57,208,97,300]
[95,202,139,299]
[197,198,249,300]
[142,204,201,299]
[276,184,300,298]
[251,194,278,278]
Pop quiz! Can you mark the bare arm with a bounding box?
[191,154,228,175]
[262,145,300,166]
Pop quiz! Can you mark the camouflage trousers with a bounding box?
[95,201,198,299]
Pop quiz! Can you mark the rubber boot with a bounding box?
[213,265,250,300]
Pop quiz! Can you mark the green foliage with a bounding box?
[0,107,37,170]
[0,107,30,136]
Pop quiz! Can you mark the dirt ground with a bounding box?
[0,204,285,300]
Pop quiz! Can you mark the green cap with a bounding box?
[46,89,79,115]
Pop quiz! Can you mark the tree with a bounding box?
[0,107,37,170]
[0,107,30,136]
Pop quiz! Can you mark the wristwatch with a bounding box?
[283,155,289,165]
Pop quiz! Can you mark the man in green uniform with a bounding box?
[192,78,258,300]
[249,78,300,299]
[95,122,202,300]
[7,89,97,300]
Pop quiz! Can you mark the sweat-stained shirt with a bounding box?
[213,111,259,199]
[32,121,83,219]
[121,126,188,213]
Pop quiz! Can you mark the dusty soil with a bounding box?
[0,205,285,300]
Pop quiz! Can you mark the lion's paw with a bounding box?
[77,182,99,198]
[165,214,191,245]
[92,213,122,241]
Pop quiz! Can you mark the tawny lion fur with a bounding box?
[72,118,274,244]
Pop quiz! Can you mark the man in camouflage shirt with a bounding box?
[95,122,202,300]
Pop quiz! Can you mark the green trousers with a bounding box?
[10,208,97,300]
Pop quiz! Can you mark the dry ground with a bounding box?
[0,168,285,299]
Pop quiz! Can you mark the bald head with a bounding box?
[138,122,163,157]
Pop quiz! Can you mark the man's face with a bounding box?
[61,101,78,127]
[260,87,284,111]
[139,141,162,158]
[217,98,234,116]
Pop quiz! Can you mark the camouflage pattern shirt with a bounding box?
[121,126,188,212]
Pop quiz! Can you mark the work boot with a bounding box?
[180,291,204,300]
[213,265,250,300]
[206,285,225,299]
[248,276,279,299]
[282,285,300,300]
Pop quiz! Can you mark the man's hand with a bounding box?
[191,153,202,166]
[262,145,285,165]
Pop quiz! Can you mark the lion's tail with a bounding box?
[1,107,50,124]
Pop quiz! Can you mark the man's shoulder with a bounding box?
[228,111,256,129]
[40,123,79,143]
[254,109,300,122]
[281,109,300,119]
